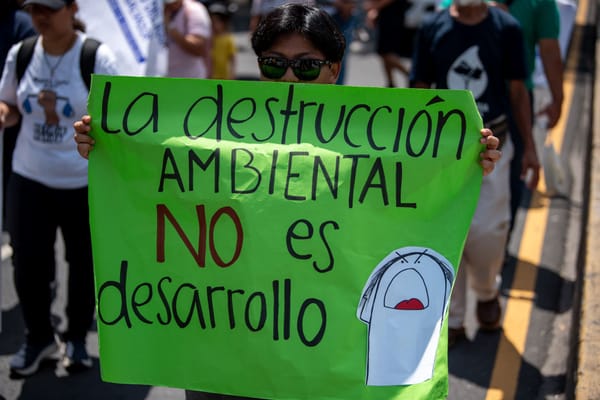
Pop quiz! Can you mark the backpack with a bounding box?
[16,35,100,90]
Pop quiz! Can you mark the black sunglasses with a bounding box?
[257,56,333,81]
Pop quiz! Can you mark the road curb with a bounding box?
[576,13,600,399]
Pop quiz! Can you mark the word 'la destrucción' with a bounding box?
[99,82,469,159]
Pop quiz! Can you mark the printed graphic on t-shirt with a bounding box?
[357,247,454,385]
[446,45,489,115]
[22,87,75,143]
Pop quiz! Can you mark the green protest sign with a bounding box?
[87,75,483,399]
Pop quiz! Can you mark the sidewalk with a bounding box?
[576,8,600,398]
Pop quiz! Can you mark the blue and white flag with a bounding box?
[78,0,168,77]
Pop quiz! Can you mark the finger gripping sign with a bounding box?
[87,75,483,400]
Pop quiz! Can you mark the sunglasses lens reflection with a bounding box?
[259,63,287,79]
[259,57,323,81]
[293,60,321,80]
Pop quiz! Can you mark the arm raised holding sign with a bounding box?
[4,0,119,379]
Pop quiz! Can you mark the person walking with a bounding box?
[164,0,212,78]
[364,0,413,87]
[0,0,118,376]
[437,0,563,230]
[410,0,540,345]
[501,0,563,231]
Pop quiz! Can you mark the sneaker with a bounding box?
[477,297,502,331]
[9,340,59,376]
[61,340,92,372]
[448,327,466,348]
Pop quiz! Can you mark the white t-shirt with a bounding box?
[167,0,211,78]
[0,31,118,189]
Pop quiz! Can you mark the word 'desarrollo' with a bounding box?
[97,261,327,347]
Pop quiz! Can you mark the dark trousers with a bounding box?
[7,173,95,345]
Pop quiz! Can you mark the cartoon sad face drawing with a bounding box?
[357,247,454,386]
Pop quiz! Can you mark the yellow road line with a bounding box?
[486,205,548,400]
[484,1,588,398]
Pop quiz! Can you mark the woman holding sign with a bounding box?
[73,3,500,399]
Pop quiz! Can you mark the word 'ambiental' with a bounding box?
[158,147,418,209]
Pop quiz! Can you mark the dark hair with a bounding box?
[251,3,346,62]
[73,16,86,32]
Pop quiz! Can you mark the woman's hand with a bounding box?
[0,108,5,131]
[0,102,20,131]
[479,128,501,176]
[73,115,94,159]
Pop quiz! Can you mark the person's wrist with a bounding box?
[522,137,536,151]
[526,147,539,162]
[0,105,7,127]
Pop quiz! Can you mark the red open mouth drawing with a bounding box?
[394,298,425,310]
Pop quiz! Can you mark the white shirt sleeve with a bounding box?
[186,1,211,40]
[0,44,20,105]
[94,43,120,76]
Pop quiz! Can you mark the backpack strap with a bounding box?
[79,38,101,91]
[16,35,39,84]
[16,36,100,90]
